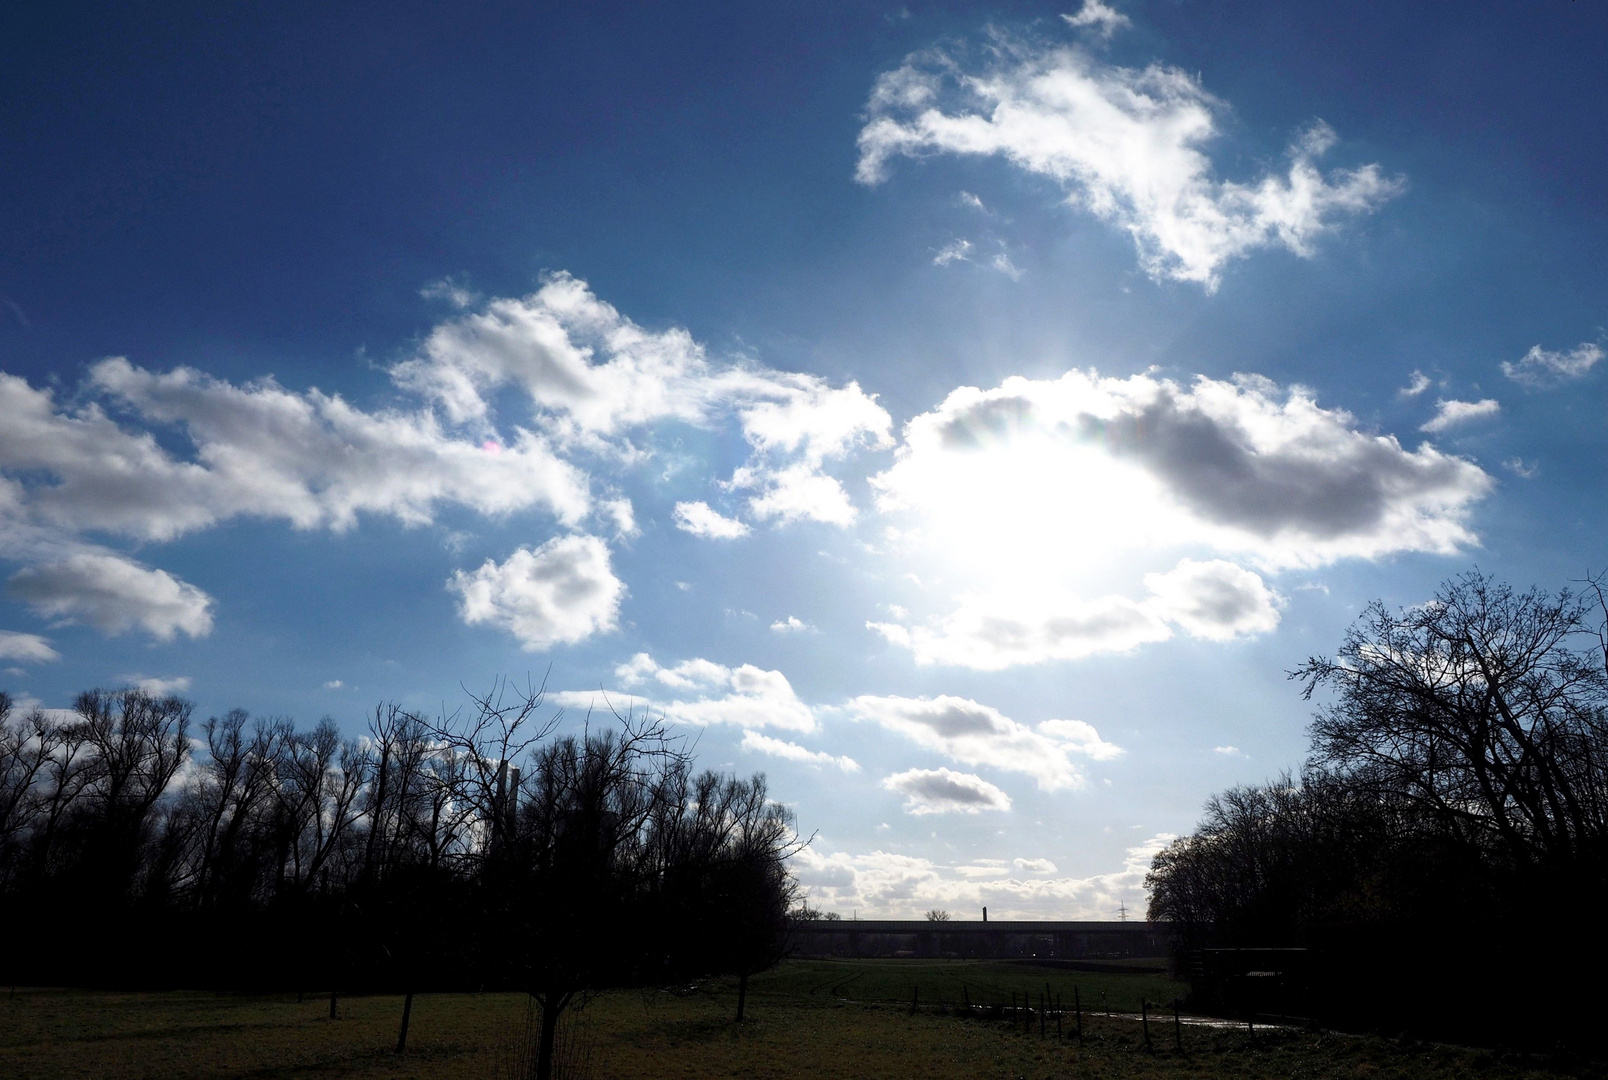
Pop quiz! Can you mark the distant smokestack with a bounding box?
[982,906,988,923]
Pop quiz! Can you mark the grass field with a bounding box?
[0,960,1600,1080]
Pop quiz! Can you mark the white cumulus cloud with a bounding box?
[447,534,622,650]
[857,36,1401,288]
[882,767,1011,814]
[613,652,817,732]
[0,630,59,664]
[8,553,214,640]
[673,501,751,539]
[1420,398,1500,434]
[1142,558,1283,642]
[392,272,891,526]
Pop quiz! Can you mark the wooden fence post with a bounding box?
[1075,986,1083,1046]
[1173,998,1182,1052]
[396,991,414,1054]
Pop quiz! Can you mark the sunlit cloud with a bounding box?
[857,34,1401,288]
[393,272,891,525]
[1399,370,1432,397]
[793,832,1173,918]
[1062,0,1129,39]
[847,694,1120,788]
[673,500,751,539]
[866,369,1483,668]
[1420,397,1500,433]
[612,652,818,732]
[447,534,622,650]
[741,730,860,772]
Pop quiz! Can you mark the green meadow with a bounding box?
[0,959,1597,1080]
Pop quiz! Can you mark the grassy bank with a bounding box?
[0,961,1598,1079]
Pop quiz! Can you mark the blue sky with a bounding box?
[3,0,1606,917]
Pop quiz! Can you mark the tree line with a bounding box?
[0,676,800,1078]
[1146,571,1608,1044]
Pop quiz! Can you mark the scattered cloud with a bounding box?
[19,359,591,541]
[857,38,1401,288]
[392,272,891,525]
[1501,342,1604,387]
[673,500,751,539]
[990,251,1023,280]
[8,554,214,640]
[847,694,1120,788]
[934,238,973,266]
[1399,370,1432,397]
[1142,558,1283,642]
[882,767,1011,814]
[324,679,344,689]
[0,630,59,664]
[1503,457,1537,479]
[447,534,622,650]
[127,675,192,696]
[614,652,817,732]
[793,832,1172,918]
[1420,397,1500,434]
[1063,0,1129,38]
[419,277,480,309]
[740,730,860,772]
[1013,857,1058,874]
[770,616,814,633]
[1037,718,1124,761]
[1213,745,1246,757]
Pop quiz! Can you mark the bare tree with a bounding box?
[1294,570,1608,880]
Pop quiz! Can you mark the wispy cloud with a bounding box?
[857,36,1401,288]
[1062,0,1130,39]
[1501,342,1603,387]
[740,730,859,772]
[1399,370,1432,397]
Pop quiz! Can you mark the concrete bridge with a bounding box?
[789,919,1171,961]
